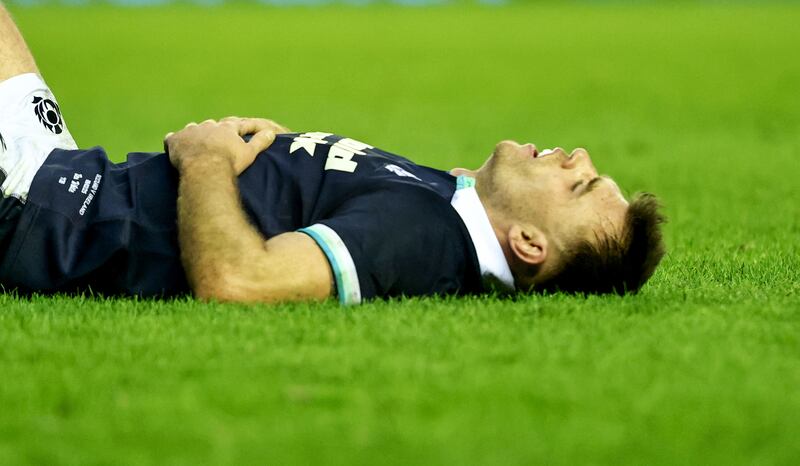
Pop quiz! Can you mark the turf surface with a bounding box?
[2,3,800,465]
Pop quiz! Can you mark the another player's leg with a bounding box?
[0,3,78,256]
[0,2,38,82]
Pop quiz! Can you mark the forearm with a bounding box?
[0,3,39,82]
[176,156,270,300]
[168,118,333,303]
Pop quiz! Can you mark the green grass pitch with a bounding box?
[2,3,799,465]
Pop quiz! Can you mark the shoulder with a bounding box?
[303,185,482,302]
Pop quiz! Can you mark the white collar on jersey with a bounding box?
[450,176,516,292]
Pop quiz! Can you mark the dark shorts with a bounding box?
[0,195,23,266]
[0,148,188,297]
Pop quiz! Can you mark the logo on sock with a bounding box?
[32,96,64,135]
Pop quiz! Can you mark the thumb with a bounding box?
[247,129,276,155]
[163,132,175,154]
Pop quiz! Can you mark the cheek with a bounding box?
[505,182,557,223]
[546,208,589,249]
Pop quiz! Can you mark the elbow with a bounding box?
[191,266,265,303]
[193,280,236,303]
[191,275,229,302]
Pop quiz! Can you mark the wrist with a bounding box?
[176,153,235,174]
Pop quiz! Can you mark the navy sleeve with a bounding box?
[300,186,482,304]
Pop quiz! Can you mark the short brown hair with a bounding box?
[536,193,666,295]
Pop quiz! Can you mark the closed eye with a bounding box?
[583,177,604,195]
[572,177,605,195]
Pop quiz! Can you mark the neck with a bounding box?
[484,206,515,267]
[450,166,516,266]
[450,168,513,265]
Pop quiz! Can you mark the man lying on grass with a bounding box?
[0,5,665,304]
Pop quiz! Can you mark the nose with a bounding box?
[562,148,597,174]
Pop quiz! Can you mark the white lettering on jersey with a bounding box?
[385,164,421,181]
[289,133,374,174]
[324,138,373,173]
[80,179,91,194]
[336,138,372,153]
[78,174,103,217]
[289,132,332,157]
[325,145,358,173]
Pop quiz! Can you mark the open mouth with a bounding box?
[532,148,557,159]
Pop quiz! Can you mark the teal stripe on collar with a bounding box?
[456,175,476,190]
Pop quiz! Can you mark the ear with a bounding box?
[508,224,548,266]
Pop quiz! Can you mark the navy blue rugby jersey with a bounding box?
[0,132,483,302]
